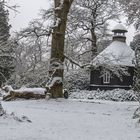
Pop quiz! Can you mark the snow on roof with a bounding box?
[112,23,127,32]
[91,41,135,67]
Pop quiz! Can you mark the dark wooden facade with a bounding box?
[90,66,134,90]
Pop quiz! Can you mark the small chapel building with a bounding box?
[89,23,135,90]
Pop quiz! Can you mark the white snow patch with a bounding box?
[46,77,62,89]
[14,87,46,95]
[1,86,46,96]
[91,41,135,67]
[0,99,140,140]
[112,23,127,32]
[70,89,137,101]
[2,85,13,92]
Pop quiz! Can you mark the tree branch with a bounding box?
[64,54,90,68]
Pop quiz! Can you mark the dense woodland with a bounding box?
[0,0,139,99]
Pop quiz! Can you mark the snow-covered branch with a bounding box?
[64,54,90,68]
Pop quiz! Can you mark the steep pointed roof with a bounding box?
[91,41,135,67]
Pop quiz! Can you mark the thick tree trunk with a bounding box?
[47,0,73,98]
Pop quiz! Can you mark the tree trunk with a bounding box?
[90,20,97,59]
[134,48,140,102]
[0,102,4,116]
[91,26,97,58]
[47,0,73,98]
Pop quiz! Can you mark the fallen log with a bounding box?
[3,91,45,101]
[2,86,46,101]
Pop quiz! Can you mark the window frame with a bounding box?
[103,70,111,84]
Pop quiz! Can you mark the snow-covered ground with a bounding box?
[0,99,140,140]
[69,89,136,101]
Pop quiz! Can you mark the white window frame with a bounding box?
[103,71,110,84]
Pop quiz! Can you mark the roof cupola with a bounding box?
[112,23,128,42]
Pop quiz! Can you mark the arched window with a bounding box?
[103,71,110,84]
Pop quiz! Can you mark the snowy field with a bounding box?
[0,99,140,140]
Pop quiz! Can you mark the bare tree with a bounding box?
[8,20,51,88]
[119,0,140,119]
[130,34,140,101]
[130,34,140,121]
[67,0,119,60]
[40,0,119,70]
[118,0,140,30]
[46,0,74,98]
[119,0,140,96]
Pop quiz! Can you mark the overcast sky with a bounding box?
[9,0,50,31]
[8,0,135,44]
